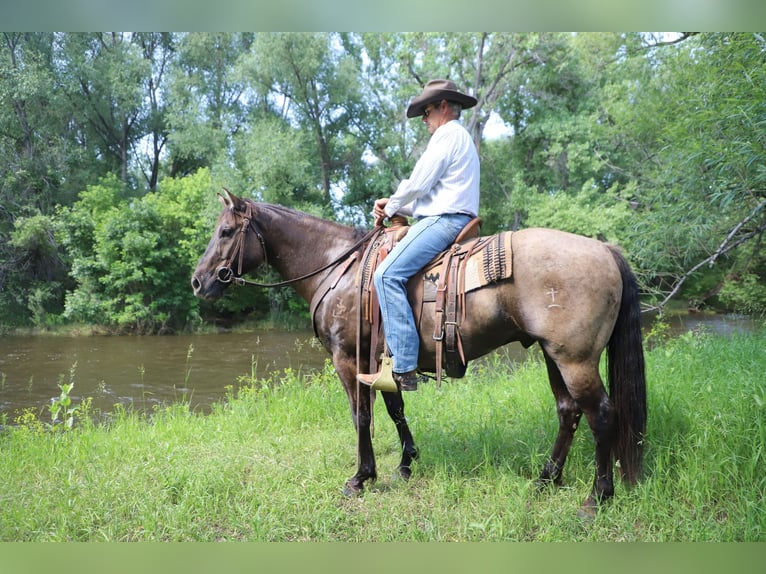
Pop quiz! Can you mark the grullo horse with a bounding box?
[191,190,647,513]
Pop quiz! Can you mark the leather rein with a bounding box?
[215,201,381,290]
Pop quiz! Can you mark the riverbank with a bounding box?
[1,328,764,541]
[3,311,761,420]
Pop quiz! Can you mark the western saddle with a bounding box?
[358,215,483,388]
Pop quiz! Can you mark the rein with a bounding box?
[216,201,381,289]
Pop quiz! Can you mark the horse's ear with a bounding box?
[218,187,238,209]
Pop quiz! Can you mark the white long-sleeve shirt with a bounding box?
[384,119,480,220]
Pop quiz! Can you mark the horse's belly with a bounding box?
[415,287,530,369]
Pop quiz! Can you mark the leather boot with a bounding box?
[393,370,426,391]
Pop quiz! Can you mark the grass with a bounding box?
[0,328,764,541]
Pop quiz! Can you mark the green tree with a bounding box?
[0,33,66,212]
[240,33,363,213]
[0,33,78,327]
[56,170,220,333]
[480,33,648,237]
[166,33,255,178]
[350,33,557,228]
[56,33,152,186]
[3,32,765,330]
[618,33,766,312]
[133,32,176,190]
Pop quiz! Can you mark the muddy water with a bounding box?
[0,331,328,418]
[0,313,759,419]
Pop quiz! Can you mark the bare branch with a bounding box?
[642,32,699,49]
[645,199,766,314]
[708,199,766,267]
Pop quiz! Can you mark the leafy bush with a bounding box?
[56,170,220,333]
[523,181,632,243]
[719,272,766,316]
[1,213,68,327]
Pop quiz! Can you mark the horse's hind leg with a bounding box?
[380,391,419,480]
[579,385,617,511]
[537,350,582,488]
[556,358,617,513]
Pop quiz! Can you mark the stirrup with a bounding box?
[357,356,398,393]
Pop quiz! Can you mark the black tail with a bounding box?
[606,246,647,484]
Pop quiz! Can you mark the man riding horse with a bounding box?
[356,79,480,392]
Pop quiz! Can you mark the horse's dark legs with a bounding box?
[579,391,616,512]
[334,357,377,496]
[537,351,582,487]
[380,391,419,480]
[540,350,616,514]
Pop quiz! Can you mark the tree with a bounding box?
[3,32,765,331]
[56,170,220,334]
[0,33,75,326]
[166,33,255,178]
[240,33,363,212]
[133,32,175,191]
[617,33,766,312]
[351,33,557,229]
[56,33,151,186]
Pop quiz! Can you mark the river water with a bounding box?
[0,330,329,419]
[0,313,760,420]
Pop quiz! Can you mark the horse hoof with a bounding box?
[343,480,363,498]
[397,465,412,481]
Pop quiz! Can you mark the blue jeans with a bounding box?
[373,213,473,373]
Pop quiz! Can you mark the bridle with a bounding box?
[215,200,268,284]
[215,200,381,289]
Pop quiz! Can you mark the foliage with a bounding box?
[615,33,766,310]
[523,182,633,242]
[719,272,766,316]
[48,369,78,431]
[1,32,765,332]
[55,170,219,333]
[166,33,255,179]
[1,213,68,327]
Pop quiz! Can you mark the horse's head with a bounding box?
[191,189,268,300]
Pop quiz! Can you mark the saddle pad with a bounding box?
[464,231,514,292]
[422,231,513,301]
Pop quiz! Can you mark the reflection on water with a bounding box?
[0,313,760,418]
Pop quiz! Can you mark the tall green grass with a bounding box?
[0,329,764,541]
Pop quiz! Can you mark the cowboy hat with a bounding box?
[406,79,478,118]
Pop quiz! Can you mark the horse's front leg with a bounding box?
[380,390,419,481]
[335,356,377,496]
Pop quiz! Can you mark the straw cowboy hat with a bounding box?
[406,79,478,118]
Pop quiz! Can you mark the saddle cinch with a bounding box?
[358,216,514,388]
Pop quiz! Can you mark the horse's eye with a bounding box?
[219,225,234,238]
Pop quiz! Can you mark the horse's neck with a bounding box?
[258,204,358,298]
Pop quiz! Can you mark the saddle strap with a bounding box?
[432,248,452,386]
[369,242,390,373]
[356,224,408,375]
[432,243,470,386]
[444,248,467,373]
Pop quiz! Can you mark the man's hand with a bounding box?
[372,198,389,226]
